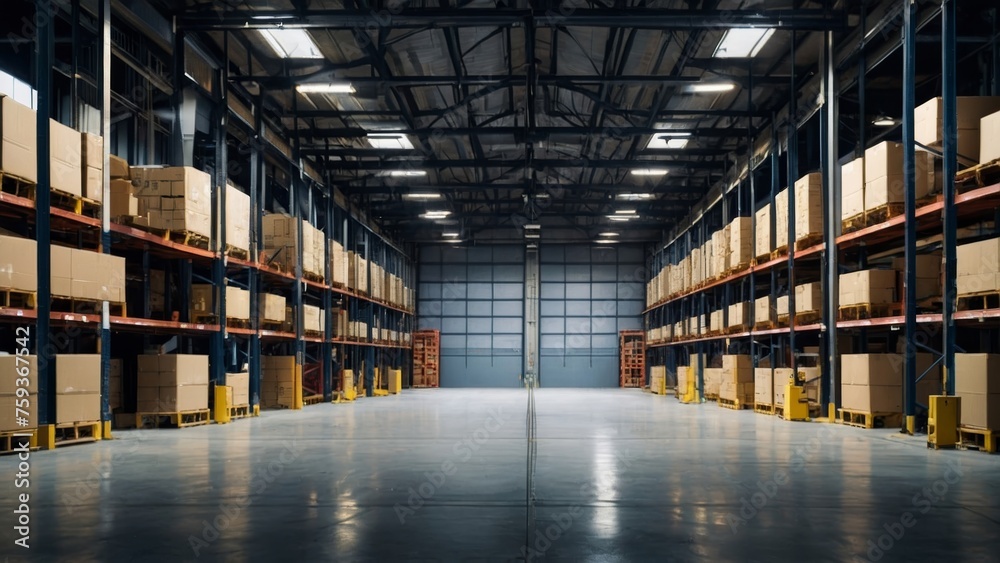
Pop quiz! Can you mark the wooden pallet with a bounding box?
[704,393,719,402]
[753,253,772,265]
[225,245,250,261]
[841,213,867,234]
[303,394,325,406]
[838,302,902,321]
[136,409,211,429]
[776,314,790,328]
[754,403,776,415]
[719,398,752,410]
[794,233,824,251]
[189,315,252,329]
[0,170,36,196]
[54,421,101,446]
[837,409,902,429]
[228,404,252,419]
[865,203,905,226]
[120,217,212,250]
[770,246,789,261]
[725,324,749,334]
[753,321,776,331]
[957,426,997,453]
[51,296,126,317]
[776,404,822,421]
[0,430,38,456]
[0,289,36,309]
[303,272,325,284]
[793,311,822,326]
[261,321,293,332]
[957,291,1000,312]
[13,183,102,218]
[955,157,1000,192]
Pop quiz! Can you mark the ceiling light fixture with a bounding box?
[872,114,898,127]
[525,233,541,239]
[442,232,460,237]
[714,28,776,58]
[259,29,324,59]
[596,239,619,244]
[630,168,669,177]
[608,215,638,222]
[421,211,451,219]
[599,232,620,237]
[378,169,427,177]
[367,133,414,150]
[690,82,737,93]
[615,209,637,214]
[657,131,693,138]
[524,224,541,230]
[295,83,355,94]
[616,193,653,201]
[402,193,441,200]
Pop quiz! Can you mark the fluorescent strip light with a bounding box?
[296,83,355,94]
[421,211,451,219]
[665,138,689,149]
[259,29,324,59]
[380,170,427,177]
[367,133,414,150]
[608,215,637,222]
[872,115,897,127]
[596,240,619,244]
[599,232,619,237]
[690,83,736,93]
[524,224,541,230]
[657,131,692,138]
[714,28,776,58]
[525,233,541,239]
[615,209,636,215]
[616,193,653,201]
[402,193,441,200]
[630,168,669,177]
[442,232,460,237]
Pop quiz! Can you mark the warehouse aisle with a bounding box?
[6,390,1000,562]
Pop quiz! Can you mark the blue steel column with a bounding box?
[248,95,264,409]
[99,0,112,430]
[941,0,957,395]
[364,231,375,396]
[787,38,799,376]
[323,191,334,401]
[822,28,840,418]
[210,42,228,390]
[902,0,918,431]
[35,0,53,426]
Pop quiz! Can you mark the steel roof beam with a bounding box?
[296,126,751,137]
[178,9,845,31]
[325,159,722,170]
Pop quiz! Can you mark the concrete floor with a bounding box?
[2,389,1000,562]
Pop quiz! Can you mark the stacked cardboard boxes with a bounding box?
[130,166,212,240]
[330,240,349,286]
[82,132,103,203]
[891,253,942,300]
[754,367,773,407]
[50,119,83,197]
[954,354,1000,429]
[795,282,823,314]
[721,355,754,405]
[109,178,139,218]
[794,173,824,242]
[916,96,1000,165]
[710,309,724,333]
[227,372,250,407]
[137,354,209,413]
[841,157,865,222]
[841,354,937,413]
[1,96,38,183]
[225,184,251,254]
[839,270,897,307]
[774,188,789,250]
[262,214,324,279]
[981,110,1000,164]
[304,304,324,333]
[755,295,774,326]
[55,355,101,423]
[650,365,666,394]
[773,368,794,407]
[0,355,38,431]
[711,225,730,276]
[261,356,297,408]
[259,293,286,323]
[755,204,772,258]
[704,367,722,398]
[51,245,126,303]
[957,237,1000,296]
[190,285,251,321]
[776,295,789,319]
[864,141,932,211]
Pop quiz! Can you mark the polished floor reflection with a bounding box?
[3,388,999,562]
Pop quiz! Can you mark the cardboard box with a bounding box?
[723,354,753,372]
[55,355,101,394]
[158,355,209,386]
[776,295,789,317]
[956,238,1000,296]
[891,253,942,299]
[109,154,129,179]
[225,184,251,253]
[981,110,1000,164]
[841,385,902,413]
[915,96,1000,164]
[159,384,208,412]
[260,293,286,323]
[0,355,38,394]
[84,166,103,203]
[227,286,250,320]
[1,96,37,183]
[841,157,865,220]
[56,393,100,424]
[774,188,789,249]
[755,204,772,256]
[795,282,823,313]
[794,173,824,240]
[958,393,1000,430]
[228,372,250,406]
[955,354,1000,396]
[0,394,38,431]
[755,295,773,325]
[842,354,904,386]
[82,132,103,169]
[839,269,897,306]
[50,119,83,196]
[304,304,324,332]
[0,235,37,292]
[755,368,773,405]
[727,302,749,327]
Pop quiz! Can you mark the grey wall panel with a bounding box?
[468,283,492,299]
[441,300,467,317]
[541,300,565,317]
[493,265,524,282]
[494,283,524,299]
[420,283,442,299]
[467,301,492,317]
[493,301,523,317]
[442,317,467,333]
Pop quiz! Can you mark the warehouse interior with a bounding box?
[2,0,1000,560]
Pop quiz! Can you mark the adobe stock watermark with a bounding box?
[520,450,633,561]
[725,425,836,533]
[188,440,303,557]
[860,458,964,562]
[394,406,512,523]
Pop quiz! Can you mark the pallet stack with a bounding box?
[412,330,440,387]
[619,330,645,388]
[955,354,999,452]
